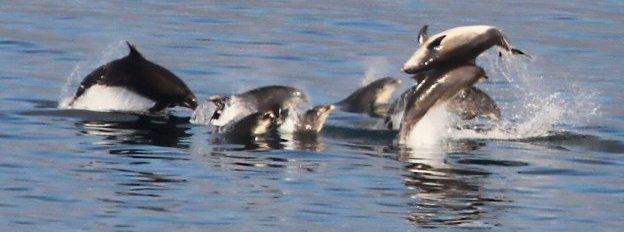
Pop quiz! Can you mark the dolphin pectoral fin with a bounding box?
[498,48,531,59]
[511,48,531,58]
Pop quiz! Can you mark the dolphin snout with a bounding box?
[401,66,418,74]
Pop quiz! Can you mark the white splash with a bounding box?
[404,103,452,147]
[59,85,155,112]
[190,97,250,126]
[447,50,600,140]
[277,110,300,134]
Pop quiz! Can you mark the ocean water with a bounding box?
[1,1,623,231]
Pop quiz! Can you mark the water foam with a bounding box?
[191,97,251,127]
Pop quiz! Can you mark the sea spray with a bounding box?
[451,50,600,140]
[361,57,392,86]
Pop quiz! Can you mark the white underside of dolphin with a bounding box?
[60,84,155,112]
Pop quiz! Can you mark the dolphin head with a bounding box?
[179,93,198,109]
[252,111,277,135]
[299,104,335,133]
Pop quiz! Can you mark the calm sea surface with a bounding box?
[1,1,623,231]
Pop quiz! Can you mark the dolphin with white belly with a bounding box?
[398,64,488,143]
[69,42,197,112]
[402,25,526,74]
[385,84,501,130]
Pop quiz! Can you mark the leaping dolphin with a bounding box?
[398,64,488,143]
[402,25,526,74]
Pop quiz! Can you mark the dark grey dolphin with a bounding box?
[336,77,402,117]
[402,25,526,74]
[225,111,276,142]
[70,42,197,112]
[398,64,487,143]
[447,87,501,121]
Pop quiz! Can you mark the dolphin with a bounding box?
[336,77,402,117]
[208,85,307,126]
[70,42,197,112]
[225,111,276,142]
[447,86,501,121]
[398,64,488,143]
[296,104,335,134]
[402,25,526,74]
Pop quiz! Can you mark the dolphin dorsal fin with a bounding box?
[126,41,143,59]
[418,25,429,45]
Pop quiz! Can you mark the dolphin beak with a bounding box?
[402,66,420,74]
[326,105,335,112]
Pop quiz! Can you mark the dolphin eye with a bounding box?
[427,35,446,50]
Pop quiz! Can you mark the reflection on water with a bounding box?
[77,116,192,149]
[399,142,501,229]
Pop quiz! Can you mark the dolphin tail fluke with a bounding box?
[499,36,531,58]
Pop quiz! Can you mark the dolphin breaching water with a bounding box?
[398,64,488,142]
[397,25,526,144]
[401,25,526,74]
[385,83,501,130]
[67,42,197,113]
